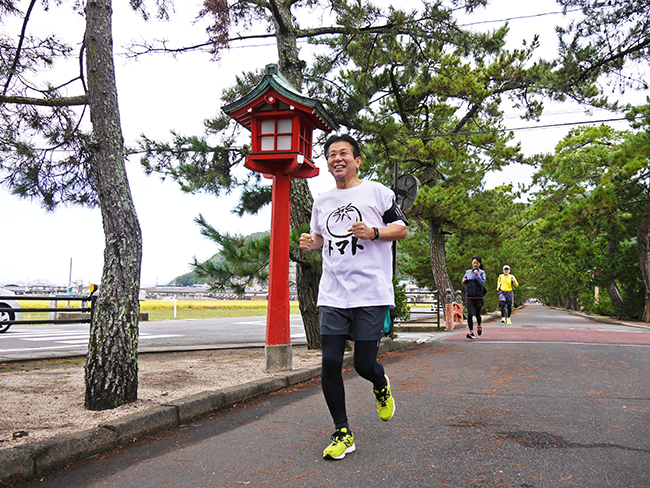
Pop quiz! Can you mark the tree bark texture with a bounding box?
[604,241,625,313]
[295,256,322,349]
[84,0,144,410]
[637,201,650,322]
[291,177,321,349]
[273,6,305,91]
[428,218,454,307]
[274,9,320,349]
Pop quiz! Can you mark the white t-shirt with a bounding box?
[310,180,405,308]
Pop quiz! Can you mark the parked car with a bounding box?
[0,287,21,333]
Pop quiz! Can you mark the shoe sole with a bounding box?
[324,443,356,460]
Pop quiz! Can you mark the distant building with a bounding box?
[141,282,297,301]
[398,280,435,302]
[2,280,93,296]
[1,284,26,294]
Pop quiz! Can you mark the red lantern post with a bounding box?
[223,64,338,372]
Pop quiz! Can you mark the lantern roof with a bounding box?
[222,64,339,133]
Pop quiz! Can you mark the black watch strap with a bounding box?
[371,227,379,241]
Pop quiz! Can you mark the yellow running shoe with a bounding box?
[507,318,512,325]
[323,428,355,460]
[374,375,396,421]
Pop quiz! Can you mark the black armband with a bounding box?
[382,200,409,226]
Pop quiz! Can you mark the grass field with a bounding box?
[16,299,302,322]
[140,300,302,321]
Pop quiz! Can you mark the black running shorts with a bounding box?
[319,306,388,341]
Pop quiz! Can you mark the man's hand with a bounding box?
[300,233,323,251]
[349,222,373,240]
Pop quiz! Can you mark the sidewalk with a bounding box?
[0,337,422,485]
[3,307,649,487]
[13,307,650,488]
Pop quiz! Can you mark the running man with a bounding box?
[299,134,408,460]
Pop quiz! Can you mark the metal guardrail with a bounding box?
[397,290,442,331]
[0,288,97,326]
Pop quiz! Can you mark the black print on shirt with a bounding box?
[326,203,363,238]
[329,237,364,257]
[325,203,366,257]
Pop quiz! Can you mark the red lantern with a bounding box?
[223,64,337,372]
[224,64,337,179]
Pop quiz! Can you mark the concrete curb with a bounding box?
[549,306,650,330]
[0,338,420,485]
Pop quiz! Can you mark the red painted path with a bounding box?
[443,325,650,345]
[443,304,650,346]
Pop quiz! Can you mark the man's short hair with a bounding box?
[324,134,361,159]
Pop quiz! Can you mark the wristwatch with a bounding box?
[371,227,379,241]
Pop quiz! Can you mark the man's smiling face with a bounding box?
[326,141,362,187]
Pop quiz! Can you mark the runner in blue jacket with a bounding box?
[462,256,486,340]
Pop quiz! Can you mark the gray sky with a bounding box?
[1,0,642,287]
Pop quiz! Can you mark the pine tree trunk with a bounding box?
[291,178,321,349]
[428,218,454,306]
[570,294,580,311]
[274,11,320,349]
[295,255,322,349]
[604,241,625,313]
[637,201,650,322]
[84,0,143,410]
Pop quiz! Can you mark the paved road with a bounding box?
[0,316,309,361]
[21,305,650,487]
[0,313,442,362]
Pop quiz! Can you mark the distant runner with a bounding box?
[497,265,519,324]
[462,256,487,340]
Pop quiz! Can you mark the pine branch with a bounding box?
[2,0,37,97]
[0,95,88,106]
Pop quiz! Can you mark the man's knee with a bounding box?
[353,357,376,379]
[322,351,344,374]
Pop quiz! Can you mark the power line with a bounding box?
[508,116,641,133]
[458,8,583,27]
[418,115,643,139]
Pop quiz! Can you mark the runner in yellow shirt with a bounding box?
[497,265,519,324]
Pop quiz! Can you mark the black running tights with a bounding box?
[466,299,483,331]
[321,335,386,430]
[500,301,512,318]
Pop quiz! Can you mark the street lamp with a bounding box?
[223,64,338,372]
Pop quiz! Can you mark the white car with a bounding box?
[0,287,21,333]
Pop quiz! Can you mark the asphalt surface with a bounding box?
[0,315,311,362]
[14,305,650,487]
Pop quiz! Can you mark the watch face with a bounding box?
[326,203,362,238]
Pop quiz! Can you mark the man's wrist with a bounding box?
[371,227,379,241]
